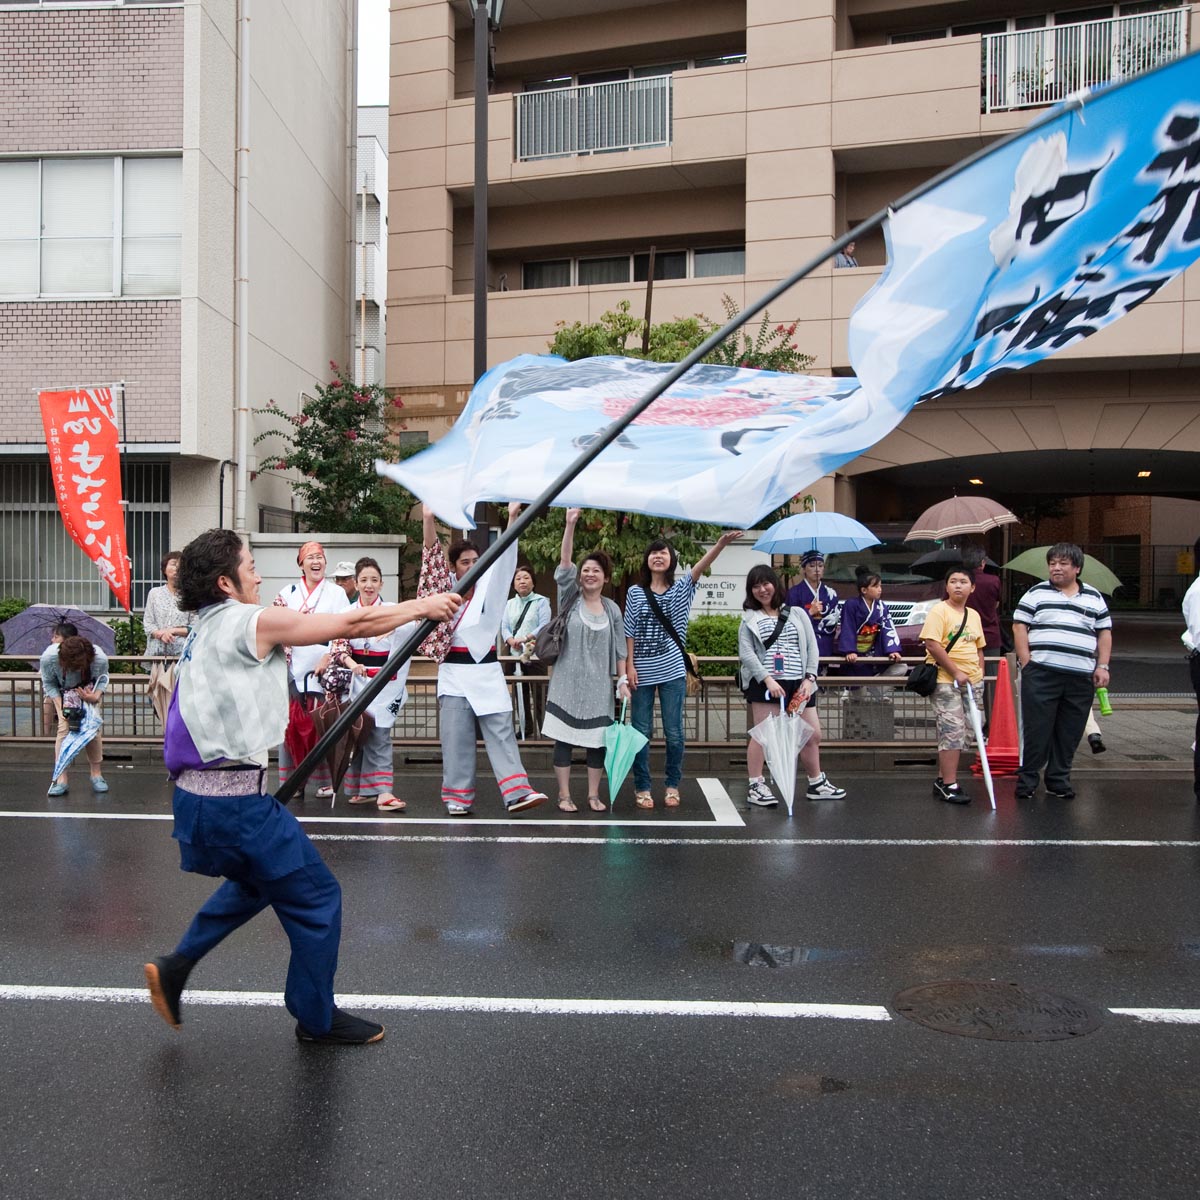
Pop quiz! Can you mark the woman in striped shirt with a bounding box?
[624,529,741,809]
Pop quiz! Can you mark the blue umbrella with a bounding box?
[753,513,880,556]
[51,702,104,782]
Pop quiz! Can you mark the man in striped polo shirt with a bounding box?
[1012,543,1112,800]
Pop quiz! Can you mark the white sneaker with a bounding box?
[805,774,847,801]
[746,779,778,807]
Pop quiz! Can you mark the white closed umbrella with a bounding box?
[958,681,995,809]
[748,697,815,817]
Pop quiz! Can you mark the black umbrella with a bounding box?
[0,605,117,656]
[909,548,1000,579]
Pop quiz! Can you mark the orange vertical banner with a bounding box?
[38,388,131,612]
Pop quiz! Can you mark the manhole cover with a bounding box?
[892,981,1104,1041]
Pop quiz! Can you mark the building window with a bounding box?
[522,259,571,290]
[0,156,181,299]
[397,430,429,448]
[577,256,631,285]
[694,246,746,277]
[524,245,745,290]
[633,250,687,281]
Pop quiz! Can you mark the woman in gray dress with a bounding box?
[543,508,630,812]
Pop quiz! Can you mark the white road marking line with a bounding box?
[1,983,1197,1025]
[0,984,879,1020]
[1109,1008,1200,1024]
[0,778,741,829]
[697,777,746,826]
[3,812,1200,848]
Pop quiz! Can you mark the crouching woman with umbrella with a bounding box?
[42,634,109,796]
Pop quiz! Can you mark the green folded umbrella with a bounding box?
[604,699,649,810]
[1002,547,1123,595]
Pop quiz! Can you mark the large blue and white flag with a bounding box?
[382,356,866,528]
[383,53,1200,529]
[849,50,1200,413]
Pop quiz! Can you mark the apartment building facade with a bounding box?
[387,0,1200,558]
[355,104,388,388]
[0,0,358,609]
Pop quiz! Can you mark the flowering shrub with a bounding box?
[253,365,421,548]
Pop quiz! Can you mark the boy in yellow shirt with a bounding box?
[919,568,986,804]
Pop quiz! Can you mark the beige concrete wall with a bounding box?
[183,0,356,524]
[385,0,1200,509]
[842,370,1200,478]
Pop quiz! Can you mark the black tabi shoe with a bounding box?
[1088,734,1107,754]
[144,952,195,1029]
[295,1006,385,1045]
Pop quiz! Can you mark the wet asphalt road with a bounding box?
[2,764,1200,1200]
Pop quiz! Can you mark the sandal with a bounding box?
[587,795,606,812]
[664,787,681,808]
[557,796,578,812]
[635,791,654,810]
[376,795,406,811]
[347,794,375,805]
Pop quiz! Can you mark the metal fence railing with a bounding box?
[515,75,672,161]
[0,656,1009,751]
[983,7,1189,113]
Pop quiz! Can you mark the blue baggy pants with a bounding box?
[171,782,341,1034]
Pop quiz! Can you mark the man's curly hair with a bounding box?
[177,528,245,611]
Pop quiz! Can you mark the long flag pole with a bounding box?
[276,94,1089,804]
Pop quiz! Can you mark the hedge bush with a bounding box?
[108,614,147,672]
[686,614,741,677]
[0,596,32,670]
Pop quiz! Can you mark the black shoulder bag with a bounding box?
[645,588,702,696]
[905,608,968,697]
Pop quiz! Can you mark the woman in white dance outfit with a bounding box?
[336,557,418,812]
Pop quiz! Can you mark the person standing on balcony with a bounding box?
[834,241,858,268]
[624,529,742,810]
[273,541,350,799]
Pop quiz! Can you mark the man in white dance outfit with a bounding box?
[419,503,547,815]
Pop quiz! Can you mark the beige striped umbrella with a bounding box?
[906,496,1018,541]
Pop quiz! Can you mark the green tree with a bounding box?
[515,506,729,597]
[531,298,808,584]
[549,297,814,373]
[253,365,422,564]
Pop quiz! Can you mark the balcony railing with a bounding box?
[983,6,1189,113]
[515,75,672,162]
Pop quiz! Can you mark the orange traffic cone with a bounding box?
[973,656,1020,776]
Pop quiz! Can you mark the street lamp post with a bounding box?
[469,0,505,546]
[470,0,505,385]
